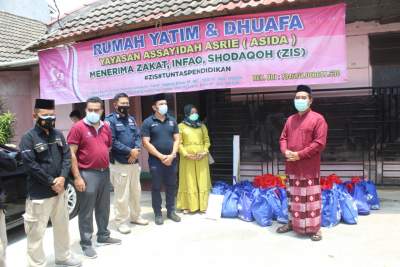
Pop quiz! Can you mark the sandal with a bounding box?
[276,223,293,234]
[310,231,322,241]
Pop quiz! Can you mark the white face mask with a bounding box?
[294,99,310,112]
[86,112,101,124]
[158,104,168,115]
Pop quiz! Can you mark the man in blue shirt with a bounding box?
[106,93,148,234]
[141,94,181,225]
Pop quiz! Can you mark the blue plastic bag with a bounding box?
[338,188,358,224]
[264,188,282,221]
[221,188,240,218]
[321,187,341,227]
[321,190,329,225]
[352,183,370,215]
[238,190,255,222]
[212,181,230,195]
[275,188,289,224]
[236,180,254,192]
[362,181,380,210]
[251,192,273,227]
[252,188,262,200]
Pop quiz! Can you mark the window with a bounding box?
[370,32,400,87]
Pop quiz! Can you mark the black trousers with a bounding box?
[149,158,177,216]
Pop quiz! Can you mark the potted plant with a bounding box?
[0,112,15,146]
[0,99,16,146]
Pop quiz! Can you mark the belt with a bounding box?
[82,167,109,172]
[112,160,138,165]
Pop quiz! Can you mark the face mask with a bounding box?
[37,115,56,130]
[158,104,168,115]
[117,106,129,116]
[294,99,310,112]
[86,112,101,124]
[189,113,199,121]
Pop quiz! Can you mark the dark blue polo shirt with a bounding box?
[105,112,141,164]
[141,114,179,160]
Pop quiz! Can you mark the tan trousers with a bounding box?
[0,209,6,267]
[110,162,142,225]
[23,192,71,267]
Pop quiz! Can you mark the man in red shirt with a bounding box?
[278,85,328,241]
[68,97,121,259]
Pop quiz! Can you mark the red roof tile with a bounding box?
[29,0,300,50]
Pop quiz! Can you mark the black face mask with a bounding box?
[117,106,130,116]
[37,116,56,130]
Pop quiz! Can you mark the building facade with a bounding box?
[28,0,400,184]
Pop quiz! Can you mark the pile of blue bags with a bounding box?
[212,178,380,228]
[321,180,380,227]
[212,181,288,227]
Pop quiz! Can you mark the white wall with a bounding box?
[231,21,400,96]
[55,104,73,137]
[0,69,40,144]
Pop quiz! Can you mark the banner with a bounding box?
[39,4,347,104]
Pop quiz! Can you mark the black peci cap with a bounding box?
[296,85,312,96]
[34,99,55,110]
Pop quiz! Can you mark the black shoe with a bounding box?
[155,215,164,225]
[97,237,122,246]
[167,212,181,222]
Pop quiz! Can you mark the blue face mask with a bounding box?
[294,99,310,112]
[189,113,199,121]
[158,104,168,115]
[86,112,101,124]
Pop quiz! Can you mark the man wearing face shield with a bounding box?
[141,94,181,225]
[105,93,148,235]
[68,97,121,259]
[19,99,81,267]
[278,85,328,242]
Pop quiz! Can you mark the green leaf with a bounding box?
[0,111,15,145]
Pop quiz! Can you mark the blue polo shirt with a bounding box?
[141,114,179,160]
[105,112,141,164]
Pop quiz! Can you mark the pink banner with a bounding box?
[39,4,347,104]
